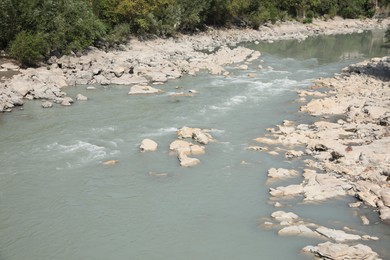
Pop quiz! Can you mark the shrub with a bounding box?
[9,31,47,66]
[105,23,132,46]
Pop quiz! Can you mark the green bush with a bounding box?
[303,17,313,23]
[9,31,47,66]
[105,23,132,46]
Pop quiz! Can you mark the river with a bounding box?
[0,30,389,260]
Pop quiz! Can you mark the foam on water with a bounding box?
[141,127,178,137]
[47,140,120,166]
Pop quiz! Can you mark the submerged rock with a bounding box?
[128,85,163,95]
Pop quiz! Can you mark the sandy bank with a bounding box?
[1,17,389,112]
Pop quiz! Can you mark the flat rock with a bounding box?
[316,226,361,242]
[128,85,162,95]
[303,241,380,260]
[278,225,317,237]
[268,168,298,179]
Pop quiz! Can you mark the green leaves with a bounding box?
[9,31,47,66]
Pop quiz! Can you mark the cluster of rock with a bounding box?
[252,56,390,259]
[170,127,213,167]
[138,127,213,167]
[262,210,380,259]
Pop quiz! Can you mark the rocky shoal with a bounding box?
[1,17,389,112]
[253,56,389,259]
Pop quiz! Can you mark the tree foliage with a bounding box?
[0,0,388,66]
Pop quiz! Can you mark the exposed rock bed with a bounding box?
[256,57,390,259]
[1,17,389,112]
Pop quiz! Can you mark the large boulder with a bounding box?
[303,242,380,260]
[140,139,158,152]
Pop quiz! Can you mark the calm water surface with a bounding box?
[0,31,389,260]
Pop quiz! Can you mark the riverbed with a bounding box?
[0,31,389,260]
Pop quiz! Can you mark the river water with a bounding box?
[0,31,389,260]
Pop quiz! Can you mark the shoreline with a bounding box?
[0,17,389,112]
[257,56,389,259]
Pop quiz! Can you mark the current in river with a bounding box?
[0,31,389,260]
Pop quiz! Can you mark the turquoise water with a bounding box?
[0,31,389,260]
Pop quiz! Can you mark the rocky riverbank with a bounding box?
[1,17,389,112]
[256,56,390,259]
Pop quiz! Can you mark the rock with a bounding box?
[380,188,390,207]
[112,66,125,77]
[304,242,380,260]
[102,160,119,165]
[268,168,298,179]
[239,64,248,70]
[76,94,88,101]
[41,101,53,108]
[169,140,205,156]
[176,126,213,144]
[192,129,210,145]
[271,211,299,222]
[61,99,72,106]
[176,126,194,139]
[128,85,162,95]
[179,155,200,167]
[349,202,362,208]
[285,150,304,158]
[1,62,20,71]
[278,225,317,237]
[247,146,268,151]
[379,206,390,221]
[86,86,96,90]
[360,215,370,225]
[315,226,361,242]
[140,139,158,152]
[270,184,304,197]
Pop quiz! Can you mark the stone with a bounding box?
[270,184,304,197]
[140,139,158,152]
[306,242,380,260]
[278,225,317,237]
[192,129,210,145]
[360,215,370,225]
[61,99,72,106]
[1,62,20,70]
[112,66,125,77]
[380,188,390,207]
[128,85,162,95]
[239,64,248,70]
[179,155,200,167]
[315,226,361,242]
[76,94,88,101]
[379,206,390,221]
[247,146,268,151]
[285,150,304,158]
[268,168,298,179]
[41,101,53,108]
[102,160,119,165]
[271,211,299,222]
